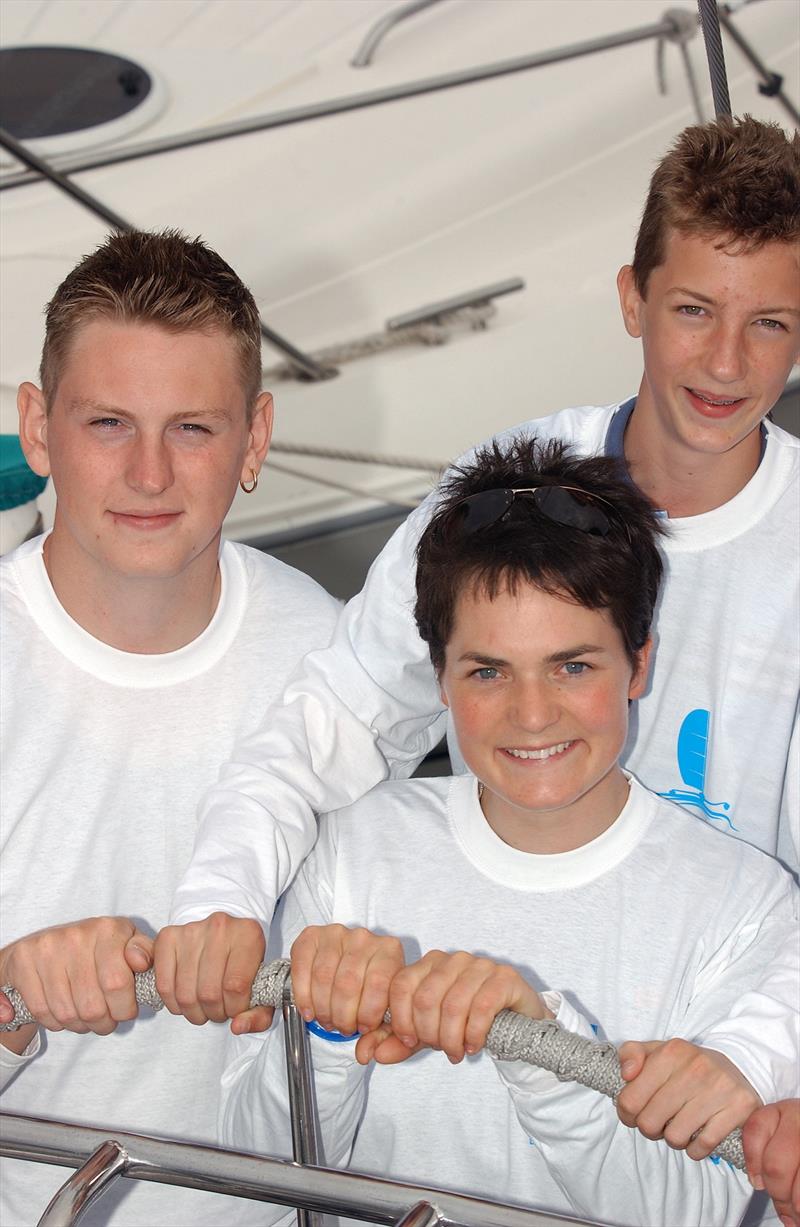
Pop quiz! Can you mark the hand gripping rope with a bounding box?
[1,959,745,1171]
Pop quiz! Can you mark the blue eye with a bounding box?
[91,417,122,429]
[563,661,589,675]
[473,667,499,680]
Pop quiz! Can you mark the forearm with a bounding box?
[495,996,752,1226]
[0,1026,42,1091]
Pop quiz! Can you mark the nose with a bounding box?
[510,678,560,732]
[707,319,747,385]
[126,435,174,495]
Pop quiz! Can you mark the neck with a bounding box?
[43,531,222,653]
[623,388,761,518]
[479,771,630,854]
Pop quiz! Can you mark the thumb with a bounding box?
[618,1039,657,1081]
[0,990,13,1023]
[231,1006,275,1036]
[124,932,155,972]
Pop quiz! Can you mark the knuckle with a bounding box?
[222,973,251,998]
[99,967,131,996]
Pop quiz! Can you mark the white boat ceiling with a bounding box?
[1,0,798,546]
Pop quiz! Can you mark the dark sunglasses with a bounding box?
[455,485,614,537]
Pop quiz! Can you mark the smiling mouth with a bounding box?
[686,388,745,410]
[504,741,574,761]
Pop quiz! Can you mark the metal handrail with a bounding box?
[39,1141,128,1227]
[0,1112,594,1227]
[352,0,445,68]
[0,15,694,189]
[282,985,323,1227]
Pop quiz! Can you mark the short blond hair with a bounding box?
[41,229,262,410]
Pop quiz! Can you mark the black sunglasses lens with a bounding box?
[534,486,611,536]
[460,489,513,533]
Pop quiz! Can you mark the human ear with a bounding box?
[17,382,51,477]
[438,673,450,710]
[617,265,644,340]
[628,638,653,701]
[241,391,273,483]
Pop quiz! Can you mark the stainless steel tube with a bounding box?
[38,1141,128,1227]
[0,1112,592,1227]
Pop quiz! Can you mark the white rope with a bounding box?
[270,441,446,473]
[1,961,746,1170]
[266,456,425,511]
[263,303,496,382]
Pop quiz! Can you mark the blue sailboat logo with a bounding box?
[657,709,734,828]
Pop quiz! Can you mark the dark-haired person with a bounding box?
[0,231,339,1224]
[219,438,799,1227]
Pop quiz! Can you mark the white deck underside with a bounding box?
[1,0,798,546]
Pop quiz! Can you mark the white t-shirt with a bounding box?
[172,403,800,931]
[221,775,800,1227]
[0,535,339,1227]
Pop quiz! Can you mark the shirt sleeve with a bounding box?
[0,1028,42,1093]
[687,872,800,1105]
[170,497,446,928]
[494,1036,753,1227]
[777,703,799,880]
[491,875,799,1226]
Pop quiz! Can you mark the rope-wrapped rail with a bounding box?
[1,959,745,1170]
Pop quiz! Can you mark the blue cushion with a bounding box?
[0,435,48,511]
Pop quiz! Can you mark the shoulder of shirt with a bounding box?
[765,416,800,459]
[490,403,619,449]
[640,783,797,896]
[451,404,620,469]
[0,533,44,599]
[222,539,341,619]
[321,776,453,836]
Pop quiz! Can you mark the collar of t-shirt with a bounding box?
[12,534,248,688]
[446,773,653,892]
[604,398,779,551]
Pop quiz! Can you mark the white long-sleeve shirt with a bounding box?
[221,775,800,1227]
[0,535,339,1227]
[172,402,800,932]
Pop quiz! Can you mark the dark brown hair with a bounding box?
[40,229,262,409]
[632,115,800,295]
[414,436,665,673]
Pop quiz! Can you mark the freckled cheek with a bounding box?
[449,694,501,745]
[572,684,628,738]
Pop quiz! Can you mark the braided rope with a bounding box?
[1,960,745,1170]
[263,303,496,382]
[269,441,446,473]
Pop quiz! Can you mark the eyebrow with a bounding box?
[68,398,235,421]
[458,645,605,667]
[668,287,800,316]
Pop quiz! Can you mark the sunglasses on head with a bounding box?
[455,485,614,537]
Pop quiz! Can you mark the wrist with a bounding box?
[1,1021,39,1055]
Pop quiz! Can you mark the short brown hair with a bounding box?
[632,116,800,295]
[415,436,664,674]
[40,229,262,408]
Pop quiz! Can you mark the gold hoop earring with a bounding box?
[239,469,259,494]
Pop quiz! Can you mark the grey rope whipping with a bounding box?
[1,959,745,1170]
